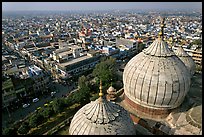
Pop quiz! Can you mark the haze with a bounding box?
[2,2,202,11]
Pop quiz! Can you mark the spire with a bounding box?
[158,17,165,40]
[99,80,103,97]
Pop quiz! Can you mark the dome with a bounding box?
[123,37,191,116]
[107,86,117,101]
[107,86,116,93]
[69,82,136,135]
[174,46,195,77]
[186,105,202,128]
[69,97,136,135]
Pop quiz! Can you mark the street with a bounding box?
[2,81,77,128]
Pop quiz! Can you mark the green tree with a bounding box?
[192,39,202,46]
[73,75,91,105]
[52,98,66,113]
[92,57,117,87]
[2,127,16,135]
[65,94,75,106]
[17,122,30,135]
[69,75,91,106]
[29,113,44,128]
[77,85,90,105]
[42,107,54,119]
[196,65,202,72]
[90,93,99,101]
[78,75,89,88]
[138,43,145,52]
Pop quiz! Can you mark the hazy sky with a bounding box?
[2,2,202,11]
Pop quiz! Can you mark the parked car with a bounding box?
[32,98,39,103]
[23,103,30,108]
[51,91,56,96]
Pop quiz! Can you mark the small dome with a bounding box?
[123,37,191,111]
[107,86,116,93]
[107,86,117,101]
[174,46,195,77]
[69,97,136,135]
[186,105,202,128]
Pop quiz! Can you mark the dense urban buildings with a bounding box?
[2,4,202,135]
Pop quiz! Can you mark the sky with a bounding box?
[2,2,202,11]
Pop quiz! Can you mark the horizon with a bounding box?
[2,2,202,12]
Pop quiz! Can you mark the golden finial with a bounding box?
[158,17,165,40]
[158,31,163,38]
[99,80,103,97]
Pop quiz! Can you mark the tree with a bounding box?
[192,39,202,46]
[17,122,30,135]
[78,75,89,88]
[73,75,91,105]
[65,94,75,106]
[138,43,145,52]
[70,75,91,106]
[77,85,90,105]
[92,57,117,88]
[52,98,66,113]
[90,93,99,101]
[2,127,16,135]
[196,65,202,72]
[29,113,44,128]
[42,107,54,119]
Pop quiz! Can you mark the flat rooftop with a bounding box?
[58,50,73,57]
[58,55,92,67]
[29,65,42,71]
[2,78,13,90]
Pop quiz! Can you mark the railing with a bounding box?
[116,88,124,97]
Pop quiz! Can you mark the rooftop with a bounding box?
[58,55,92,67]
[58,50,73,57]
[29,65,42,72]
[117,72,202,135]
[69,96,136,135]
[2,78,13,90]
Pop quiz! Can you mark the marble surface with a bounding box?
[123,38,191,110]
[69,97,136,135]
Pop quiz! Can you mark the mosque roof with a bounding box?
[69,81,136,135]
[123,18,191,110]
[107,86,116,94]
[174,46,196,76]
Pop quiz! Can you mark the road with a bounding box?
[2,82,77,128]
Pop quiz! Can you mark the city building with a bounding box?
[69,18,201,135]
[27,65,50,95]
[56,52,100,78]
[2,78,17,109]
[116,38,138,59]
[2,9,202,135]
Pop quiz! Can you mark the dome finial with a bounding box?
[158,17,165,40]
[99,80,103,97]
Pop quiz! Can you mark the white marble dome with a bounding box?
[174,46,195,77]
[69,96,136,135]
[123,37,191,110]
[107,86,116,93]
